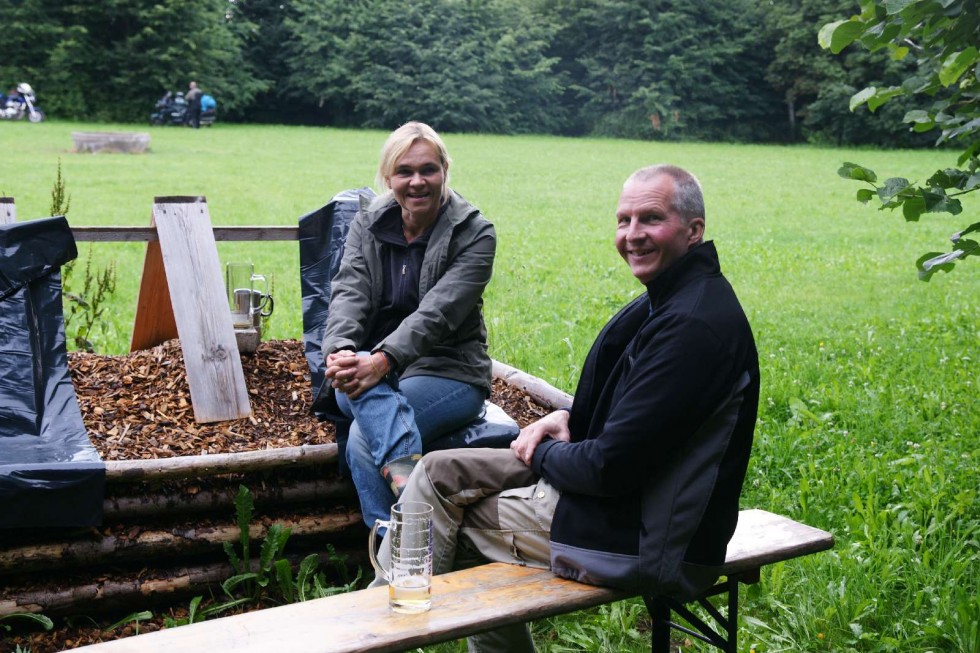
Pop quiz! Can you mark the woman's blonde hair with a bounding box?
[376,121,452,202]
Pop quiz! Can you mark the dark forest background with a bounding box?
[0,0,931,146]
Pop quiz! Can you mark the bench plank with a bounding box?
[70,564,628,653]
[720,509,834,576]
[70,509,832,653]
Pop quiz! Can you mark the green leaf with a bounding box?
[939,47,979,87]
[953,222,980,241]
[867,86,904,112]
[926,169,968,189]
[0,613,54,631]
[850,86,876,111]
[839,162,878,182]
[904,109,932,124]
[222,572,259,597]
[917,250,963,280]
[921,189,962,215]
[902,195,926,221]
[888,43,909,60]
[878,177,912,202]
[884,0,917,13]
[106,611,153,632]
[187,596,202,623]
[946,117,980,141]
[856,188,875,203]
[274,559,295,602]
[819,20,866,54]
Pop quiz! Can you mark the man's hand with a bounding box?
[325,351,388,400]
[510,409,571,466]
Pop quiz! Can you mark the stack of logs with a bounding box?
[0,360,570,620]
[0,444,364,618]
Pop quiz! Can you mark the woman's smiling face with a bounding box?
[387,140,446,223]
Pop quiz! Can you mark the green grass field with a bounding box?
[1,121,977,652]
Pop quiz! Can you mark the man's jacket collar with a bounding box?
[644,241,720,311]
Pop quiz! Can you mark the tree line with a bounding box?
[0,0,933,146]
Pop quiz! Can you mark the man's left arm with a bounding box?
[531,317,741,496]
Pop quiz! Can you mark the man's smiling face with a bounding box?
[615,175,704,284]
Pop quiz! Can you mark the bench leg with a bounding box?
[646,597,672,653]
[643,576,740,653]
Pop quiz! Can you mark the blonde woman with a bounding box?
[321,122,496,527]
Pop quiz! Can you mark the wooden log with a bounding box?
[104,444,338,483]
[103,478,354,519]
[150,196,251,423]
[0,197,14,224]
[0,560,241,617]
[0,550,366,618]
[492,360,572,410]
[0,512,362,575]
[72,131,150,154]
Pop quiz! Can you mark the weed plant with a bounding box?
[0,122,976,652]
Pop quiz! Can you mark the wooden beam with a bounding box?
[71,226,300,242]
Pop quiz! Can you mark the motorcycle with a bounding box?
[150,91,188,126]
[0,83,45,122]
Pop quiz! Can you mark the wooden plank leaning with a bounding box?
[130,196,251,423]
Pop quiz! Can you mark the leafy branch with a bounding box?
[819,0,979,279]
[838,162,980,279]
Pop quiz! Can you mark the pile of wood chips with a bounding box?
[68,338,550,461]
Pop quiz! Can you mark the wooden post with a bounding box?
[0,197,15,224]
[131,196,251,423]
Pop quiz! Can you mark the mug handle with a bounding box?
[259,293,274,318]
[250,274,270,315]
[368,518,390,583]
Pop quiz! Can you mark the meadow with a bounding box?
[1,121,977,652]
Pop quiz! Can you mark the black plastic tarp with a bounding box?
[0,216,105,528]
[298,187,375,418]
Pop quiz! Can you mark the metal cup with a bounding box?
[225,262,268,329]
[369,501,434,613]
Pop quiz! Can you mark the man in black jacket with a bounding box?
[378,164,759,652]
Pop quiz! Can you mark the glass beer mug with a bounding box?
[369,501,434,613]
[225,262,271,329]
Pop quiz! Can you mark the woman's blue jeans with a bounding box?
[336,366,484,528]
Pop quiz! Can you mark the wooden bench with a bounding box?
[71,509,832,653]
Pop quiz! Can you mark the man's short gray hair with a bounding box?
[625,165,705,223]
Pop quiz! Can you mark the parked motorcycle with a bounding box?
[0,83,45,123]
[150,91,188,126]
